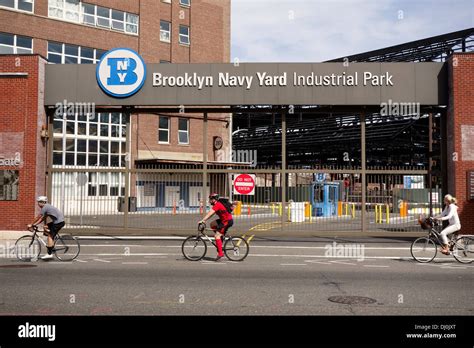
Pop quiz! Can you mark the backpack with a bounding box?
[218,198,234,214]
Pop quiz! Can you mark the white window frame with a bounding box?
[47,41,105,64]
[158,116,170,144]
[179,0,190,7]
[178,118,189,145]
[0,32,33,54]
[160,20,171,43]
[0,0,34,13]
[179,25,190,45]
[161,0,171,3]
[47,0,139,35]
[48,0,80,23]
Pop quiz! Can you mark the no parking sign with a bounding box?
[233,174,256,195]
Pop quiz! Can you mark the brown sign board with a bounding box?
[45,62,447,106]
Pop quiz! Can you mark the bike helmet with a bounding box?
[208,193,219,200]
[37,196,48,203]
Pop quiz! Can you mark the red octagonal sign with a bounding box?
[233,174,256,195]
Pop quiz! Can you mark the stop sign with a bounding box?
[233,174,256,195]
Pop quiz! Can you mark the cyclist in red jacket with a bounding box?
[198,193,234,261]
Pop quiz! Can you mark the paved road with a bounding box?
[0,239,473,315]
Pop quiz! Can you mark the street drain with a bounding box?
[0,264,37,268]
[328,296,376,305]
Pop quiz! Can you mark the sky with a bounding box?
[231,0,474,62]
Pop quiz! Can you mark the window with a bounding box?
[178,118,189,144]
[0,0,33,12]
[159,116,169,143]
[48,0,80,22]
[53,112,127,168]
[179,25,190,45]
[0,32,32,54]
[160,20,171,43]
[125,13,138,34]
[179,0,190,7]
[47,41,104,64]
[48,0,139,35]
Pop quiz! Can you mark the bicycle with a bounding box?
[410,217,473,264]
[15,225,81,262]
[182,222,249,261]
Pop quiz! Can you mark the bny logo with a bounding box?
[96,48,146,98]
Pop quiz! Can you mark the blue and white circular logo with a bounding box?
[96,48,146,98]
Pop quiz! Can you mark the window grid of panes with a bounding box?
[179,25,190,45]
[0,0,33,13]
[48,0,139,35]
[179,0,191,7]
[160,20,171,43]
[53,112,128,168]
[158,116,169,143]
[47,41,106,64]
[178,118,189,144]
[0,32,33,54]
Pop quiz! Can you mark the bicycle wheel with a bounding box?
[452,236,474,264]
[54,234,80,261]
[182,236,207,261]
[224,236,249,261]
[410,237,436,263]
[15,236,41,261]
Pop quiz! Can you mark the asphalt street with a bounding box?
[0,238,473,315]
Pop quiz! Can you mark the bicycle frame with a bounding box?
[425,222,458,248]
[195,228,227,248]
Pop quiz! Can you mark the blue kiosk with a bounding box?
[310,174,341,217]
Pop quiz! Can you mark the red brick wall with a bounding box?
[447,53,474,234]
[0,55,47,231]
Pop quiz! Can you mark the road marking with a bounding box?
[441,266,467,269]
[74,259,88,263]
[304,260,331,265]
[363,265,390,268]
[201,261,226,265]
[280,263,307,266]
[122,262,148,265]
[93,259,111,263]
[330,261,357,266]
[144,256,168,259]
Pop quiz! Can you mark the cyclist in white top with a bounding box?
[434,194,461,255]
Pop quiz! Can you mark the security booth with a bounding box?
[310,181,341,217]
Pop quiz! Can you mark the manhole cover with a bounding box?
[328,296,376,305]
[0,264,38,268]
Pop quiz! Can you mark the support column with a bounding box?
[202,113,208,217]
[281,112,287,226]
[361,112,367,233]
[124,118,131,230]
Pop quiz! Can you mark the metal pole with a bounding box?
[428,113,433,216]
[46,111,54,202]
[361,112,367,233]
[124,118,130,230]
[203,112,208,217]
[281,112,287,225]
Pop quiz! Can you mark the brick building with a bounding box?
[0,0,231,230]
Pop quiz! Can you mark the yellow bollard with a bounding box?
[278,203,282,216]
[305,202,311,218]
[386,204,390,224]
[338,201,343,216]
[352,203,356,219]
[234,201,242,216]
[345,202,349,216]
[272,203,275,215]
